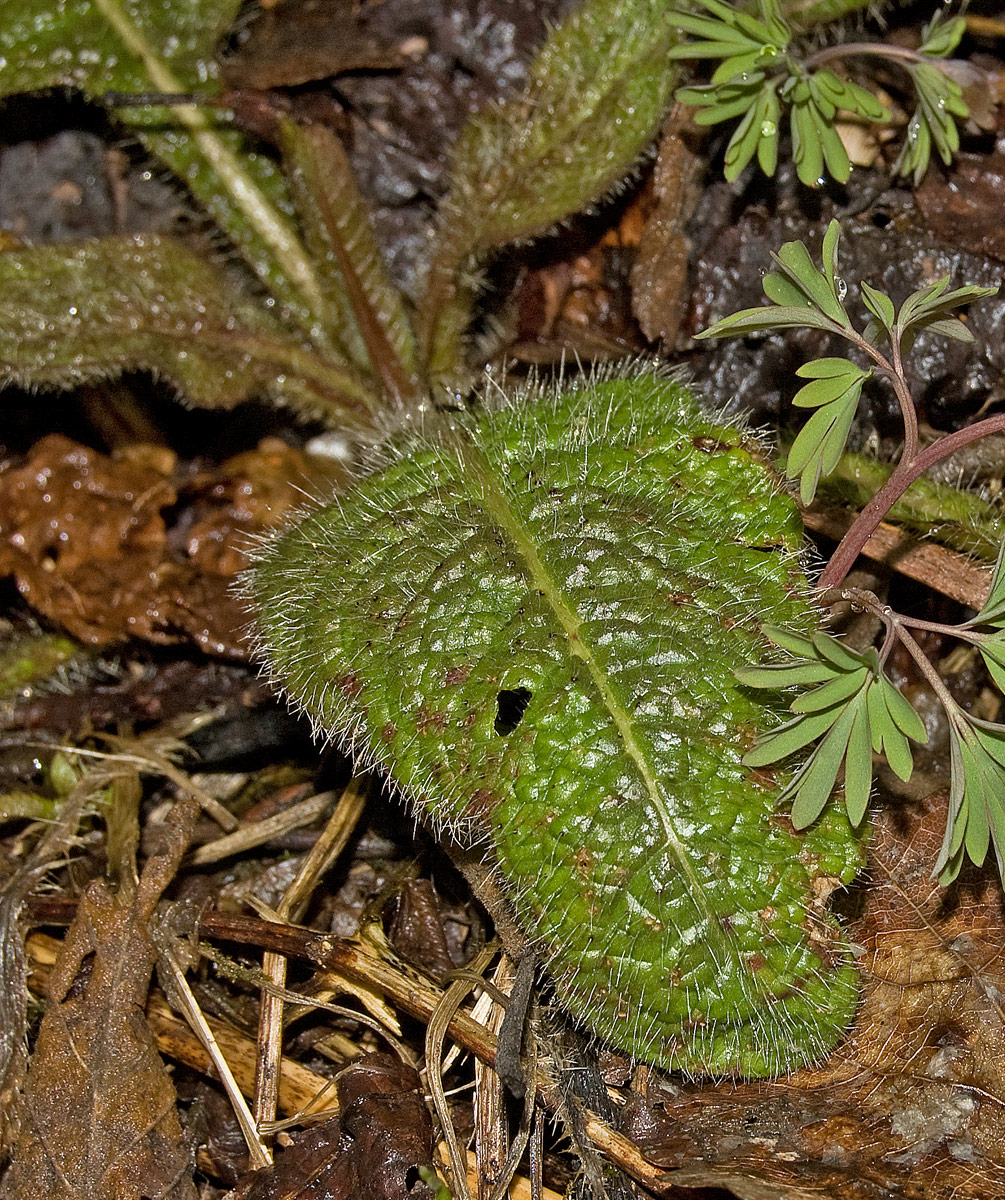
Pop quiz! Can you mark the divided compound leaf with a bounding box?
[946,722,1005,879]
[696,219,853,342]
[250,375,863,1078]
[896,280,998,344]
[785,696,860,829]
[740,630,927,828]
[722,79,781,180]
[786,377,862,503]
[919,12,967,60]
[896,56,971,184]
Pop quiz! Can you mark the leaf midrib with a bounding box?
[466,440,714,919]
[91,0,327,325]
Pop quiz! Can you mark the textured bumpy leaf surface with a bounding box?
[251,376,862,1076]
[0,0,326,337]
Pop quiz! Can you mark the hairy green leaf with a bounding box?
[0,0,328,339]
[0,235,377,425]
[251,374,862,1077]
[279,119,419,401]
[420,0,679,377]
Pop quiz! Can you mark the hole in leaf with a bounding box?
[494,687,532,736]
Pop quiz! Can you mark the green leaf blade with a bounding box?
[251,374,862,1078]
[787,700,858,829]
[279,119,419,398]
[0,235,377,427]
[421,0,680,376]
[790,666,869,713]
[0,0,330,340]
[842,695,874,826]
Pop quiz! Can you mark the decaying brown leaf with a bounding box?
[226,1053,436,1200]
[222,0,409,91]
[2,798,199,1200]
[629,113,705,348]
[0,435,339,656]
[916,146,1005,265]
[623,791,1005,1199]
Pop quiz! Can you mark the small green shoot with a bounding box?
[696,219,997,507]
[738,629,925,828]
[706,219,1005,884]
[670,2,978,187]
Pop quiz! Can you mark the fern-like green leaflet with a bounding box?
[250,375,862,1077]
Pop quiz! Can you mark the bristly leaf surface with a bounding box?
[251,375,862,1077]
[419,0,680,377]
[0,235,378,426]
[279,119,419,401]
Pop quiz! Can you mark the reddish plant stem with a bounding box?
[803,42,927,71]
[895,625,965,720]
[889,340,918,462]
[818,411,1005,590]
